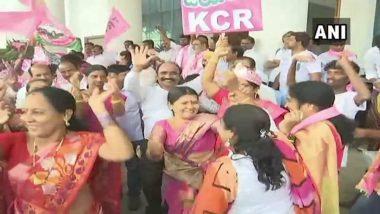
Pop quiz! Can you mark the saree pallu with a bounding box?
[356,149,380,197]
[291,121,342,214]
[274,134,321,214]
[150,113,225,214]
[7,132,121,214]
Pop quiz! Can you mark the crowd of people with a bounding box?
[0,25,380,214]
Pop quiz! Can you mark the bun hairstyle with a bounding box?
[223,104,286,191]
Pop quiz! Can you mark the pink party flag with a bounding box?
[104,8,130,48]
[0,12,39,38]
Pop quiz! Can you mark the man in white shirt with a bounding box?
[325,57,371,168]
[279,32,322,106]
[123,47,211,214]
[326,57,370,120]
[86,45,115,67]
[58,54,88,91]
[107,64,144,211]
[16,63,55,108]
[363,35,380,84]
[318,41,358,81]
[241,36,267,83]
[157,25,182,62]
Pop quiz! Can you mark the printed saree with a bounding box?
[191,138,321,214]
[150,113,227,214]
[3,132,121,214]
[286,107,344,214]
[356,149,380,197]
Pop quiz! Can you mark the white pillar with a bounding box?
[45,0,66,24]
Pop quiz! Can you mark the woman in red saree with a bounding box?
[147,86,228,214]
[0,86,134,213]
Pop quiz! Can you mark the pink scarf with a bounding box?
[328,50,356,60]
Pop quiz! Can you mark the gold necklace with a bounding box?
[32,135,65,167]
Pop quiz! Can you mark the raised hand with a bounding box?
[128,46,155,72]
[88,87,113,114]
[69,71,82,89]
[293,51,315,62]
[214,33,229,57]
[279,110,304,135]
[336,53,351,68]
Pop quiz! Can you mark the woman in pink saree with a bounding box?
[147,86,228,214]
[202,34,287,125]
[0,87,134,213]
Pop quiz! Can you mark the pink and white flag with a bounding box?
[104,8,130,48]
[181,0,263,35]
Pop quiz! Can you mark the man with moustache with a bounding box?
[123,46,206,214]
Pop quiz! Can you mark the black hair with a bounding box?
[167,86,199,105]
[86,64,108,76]
[142,40,155,49]
[26,79,49,93]
[70,51,85,60]
[85,42,94,46]
[119,50,132,68]
[288,81,356,145]
[196,35,209,48]
[231,46,244,58]
[238,56,256,69]
[290,32,310,48]
[180,34,191,40]
[124,40,134,45]
[282,31,294,41]
[60,54,82,69]
[242,36,255,45]
[28,63,55,77]
[223,104,285,191]
[107,64,130,74]
[324,60,360,74]
[29,87,88,131]
[93,44,103,51]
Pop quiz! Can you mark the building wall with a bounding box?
[65,0,142,52]
[248,0,309,57]
[340,0,377,61]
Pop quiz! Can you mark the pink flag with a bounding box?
[104,8,130,48]
[0,12,39,38]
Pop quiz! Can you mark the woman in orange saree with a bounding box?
[0,87,134,213]
[279,81,356,213]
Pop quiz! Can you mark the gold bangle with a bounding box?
[76,100,85,103]
[111,99,123,104]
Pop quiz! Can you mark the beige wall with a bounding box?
[248,0,309,57]
[340,0,377,61]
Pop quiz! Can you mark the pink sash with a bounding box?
[290,107,344,169]
[291,107,341,134]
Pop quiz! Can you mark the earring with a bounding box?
[226,138,231,147]
[64,118,70,127]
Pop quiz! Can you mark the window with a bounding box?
[142,0,182,50]
[306,0,340,54]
